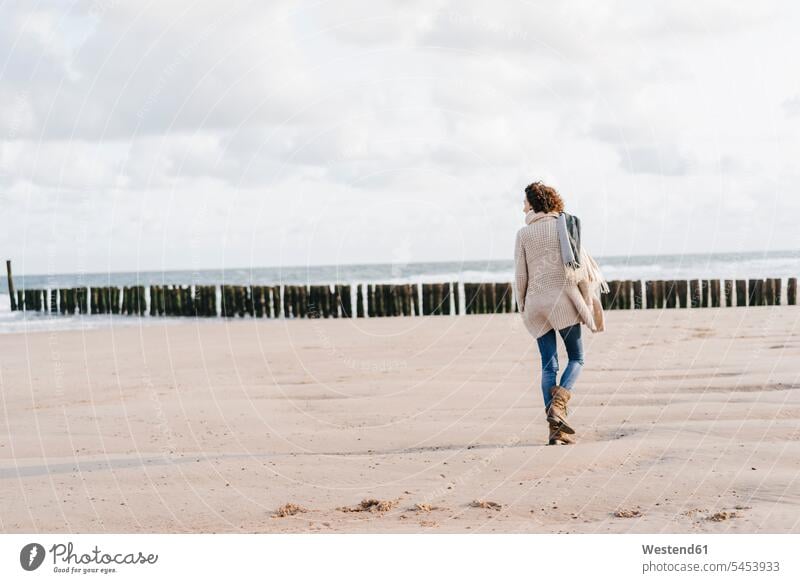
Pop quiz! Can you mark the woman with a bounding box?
[514,181,606,445]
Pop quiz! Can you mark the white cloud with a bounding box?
[1,0,798,274]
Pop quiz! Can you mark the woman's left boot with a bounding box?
[547,385,575,434]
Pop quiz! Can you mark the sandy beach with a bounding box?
[1,306,799,533]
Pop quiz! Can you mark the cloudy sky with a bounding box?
[1,0,799,275]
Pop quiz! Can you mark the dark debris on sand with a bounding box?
[273,503,308,518]
[470,499,502,511]
[613,508,642,518]
[337,498,398,513]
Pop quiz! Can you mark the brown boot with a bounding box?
[548,419,575,445]
[546,385,575,434]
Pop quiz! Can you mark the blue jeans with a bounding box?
[536,323,584,408]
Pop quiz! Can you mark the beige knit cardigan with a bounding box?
[514,211,601,338]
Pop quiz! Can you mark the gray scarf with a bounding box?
[556,212,581,269]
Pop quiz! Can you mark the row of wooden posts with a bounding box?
[603,277,794,309]
[6,283,508,318]
[6,277,797,318]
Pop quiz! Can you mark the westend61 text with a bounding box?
[642,544,708,555]
[49,542,159,565]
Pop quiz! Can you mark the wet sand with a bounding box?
[1,306,799,533]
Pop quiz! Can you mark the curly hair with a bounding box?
[524,181,564,214]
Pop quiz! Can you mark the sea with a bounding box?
[2,250,798,334]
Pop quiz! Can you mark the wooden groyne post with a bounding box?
[6,260,16,311]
